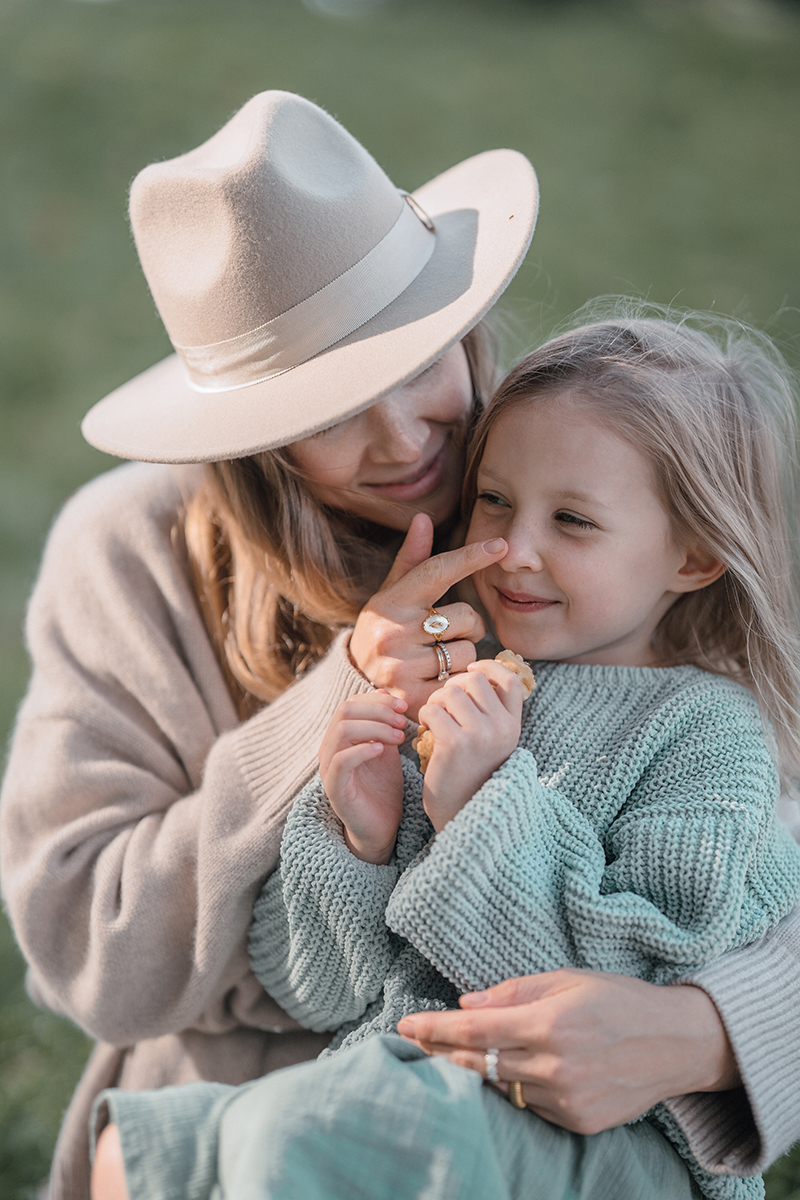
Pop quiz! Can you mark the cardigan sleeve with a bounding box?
[385,702,800,994]
[247,759,432,1032]
[0,464,373,1046]
[669,904,800,1175]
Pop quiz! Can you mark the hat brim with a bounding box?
[81,148,539,463]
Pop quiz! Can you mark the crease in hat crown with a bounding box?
[129,91,436,392]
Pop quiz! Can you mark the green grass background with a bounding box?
[1,0,800,1194]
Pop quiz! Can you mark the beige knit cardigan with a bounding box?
[2,463,800,1200]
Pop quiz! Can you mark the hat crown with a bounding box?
[129,92,403,348]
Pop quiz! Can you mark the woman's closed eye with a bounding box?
[555,511,595,531]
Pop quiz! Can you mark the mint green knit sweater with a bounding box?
[249,662,800,1200]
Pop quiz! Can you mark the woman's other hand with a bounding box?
[318,690,407,864]
[396,969,741,1133]
[349,513,507,720]
[418,660,524,831]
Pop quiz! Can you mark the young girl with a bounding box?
[93,311,800,1200]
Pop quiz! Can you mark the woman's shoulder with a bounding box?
[48,461,203,549]
[30,462,207,629]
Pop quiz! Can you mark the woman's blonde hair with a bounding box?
[184,323,497,718]
[463,301,800,787]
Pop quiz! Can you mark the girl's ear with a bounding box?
[670,544,727,594]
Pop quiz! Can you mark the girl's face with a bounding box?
[288,344,473,531]
[467,391,699,668]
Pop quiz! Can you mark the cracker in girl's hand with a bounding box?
[414,651,535,774]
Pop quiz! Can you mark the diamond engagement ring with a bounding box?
[433,643,451,682]
[484,1048,500,1084]
[422,608,450,640]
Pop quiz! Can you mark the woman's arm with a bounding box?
[0,465,374,1045]
[398,969,739,1133]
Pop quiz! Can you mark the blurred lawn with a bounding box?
[1,0,800,1195]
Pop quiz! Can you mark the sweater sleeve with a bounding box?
[247,759,432,1032]
[0,465,373,1046]
[385,701,800,995]
[668,903,800,1175]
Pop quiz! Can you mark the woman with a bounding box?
[0,91,797,1200]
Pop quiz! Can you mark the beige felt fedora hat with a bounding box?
[82,91,539,463]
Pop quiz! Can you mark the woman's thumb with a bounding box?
[381,513,435,590]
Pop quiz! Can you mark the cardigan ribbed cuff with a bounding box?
[232,630,372,814]
[672,906,800,1174]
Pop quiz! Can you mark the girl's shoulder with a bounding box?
[529,660,764,739]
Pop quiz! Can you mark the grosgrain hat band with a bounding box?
[175,195,435,393]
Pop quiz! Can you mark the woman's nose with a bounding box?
[365,394,429,463]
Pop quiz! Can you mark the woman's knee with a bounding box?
[91,1124,130,1200]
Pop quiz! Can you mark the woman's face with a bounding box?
[288,343,473,531]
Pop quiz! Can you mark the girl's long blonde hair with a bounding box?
[184,323,497,718]
[463,302,800,788]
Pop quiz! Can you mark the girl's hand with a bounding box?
[418,660,524,832]
[396,970,740,1133]
[348,514,507,721]
[318,691,408,864]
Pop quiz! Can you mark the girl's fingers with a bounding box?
[422,685,483,731]
[464,660,525,714]
[329,741,386,777]
[332,720,406,747]
[424,672,499,719]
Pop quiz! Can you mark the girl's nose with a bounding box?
[498,526,546,574]
[365,393,429,464]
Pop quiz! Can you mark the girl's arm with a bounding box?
[388,683,800,990]
[389,682,800,1171]
[0,465,375,1046]
[247,756,432,1032]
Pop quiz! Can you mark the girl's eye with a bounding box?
[476,490,510,509]
[555,511,595,531]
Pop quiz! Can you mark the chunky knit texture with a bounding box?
[249,661,800,1200]
[6,462,800,1195]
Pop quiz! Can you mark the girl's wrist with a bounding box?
[342,827,395,865]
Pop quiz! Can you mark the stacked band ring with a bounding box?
[508,1080,526,1109]
[433,643,451,682]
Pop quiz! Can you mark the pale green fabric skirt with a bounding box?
[93,1035,702,1200]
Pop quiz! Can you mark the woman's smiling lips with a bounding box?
[362,444,447,500]
[495,586,558,612]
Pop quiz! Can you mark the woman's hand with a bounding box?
[419,660,524,832]
[348,513,507,721]
[318,691,408,864]
[397,969,741,1133]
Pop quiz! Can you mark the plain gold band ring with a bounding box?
[433,643,451,682]
[508,1080,526,1109]
[422,608,450,641]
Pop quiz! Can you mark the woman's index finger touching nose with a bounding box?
[391,538,507,608]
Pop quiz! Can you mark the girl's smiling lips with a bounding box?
[362,444,447,500]
[495,586,559,612]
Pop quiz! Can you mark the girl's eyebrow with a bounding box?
[479,466,611,511]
